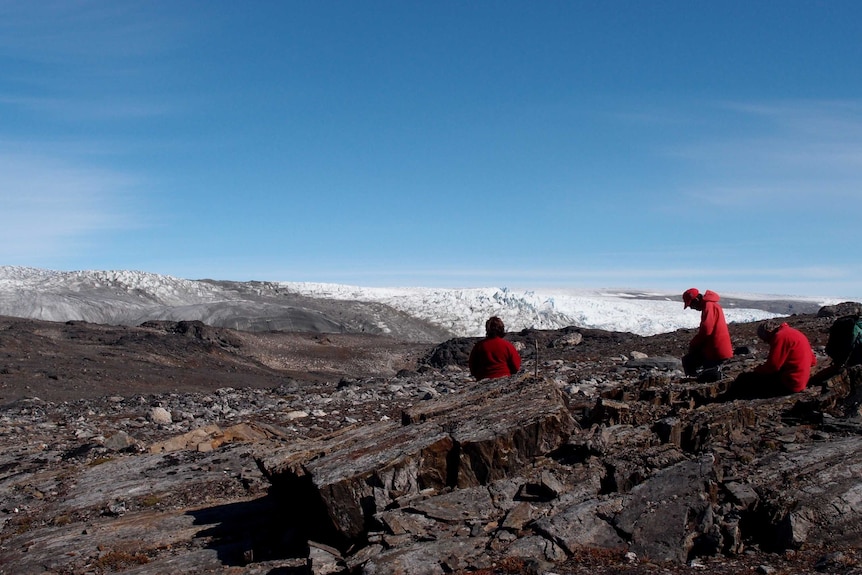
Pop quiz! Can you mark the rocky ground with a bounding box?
[1,305,862,574]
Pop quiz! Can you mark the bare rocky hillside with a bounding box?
[1,305,862,574]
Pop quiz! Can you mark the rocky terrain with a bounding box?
[1,303,862,574]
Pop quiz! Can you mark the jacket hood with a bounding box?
[702,290,721,303]
[773,322,790,337]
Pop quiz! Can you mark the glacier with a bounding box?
[278,282,825,337]
[0,267,837,338]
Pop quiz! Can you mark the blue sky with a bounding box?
[1,1,860,299]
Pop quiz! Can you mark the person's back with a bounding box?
[468,316,521,380]
[718,320,817,401]
[682,288,733,380]
[691,290,733,361]
[756,322,817,392]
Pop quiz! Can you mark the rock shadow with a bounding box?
[187,490,311,570]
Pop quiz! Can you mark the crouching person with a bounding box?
[724,319,817,399]
[681,288,733,382]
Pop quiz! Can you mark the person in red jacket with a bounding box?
[755,320,817,392]
[682,288,734,382]
[724,319,817,399]
[469,316,521,380]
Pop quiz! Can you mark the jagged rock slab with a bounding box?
[744,435,862,550]
[256,376,575,544]
[601,443,690,494]
[446,379,576,487]
[406,484,497,523]
[533,497,627,554]
[613,456,718,562]
[0,507,223,575]
[0,444,272,574]
[358,537,490,575]
[257,420,453,541]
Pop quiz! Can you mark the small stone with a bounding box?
[148,407,172,425]
[103,431,136,451]
[106,501,126,516]
[552,333,583,348]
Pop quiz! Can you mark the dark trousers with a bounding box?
[721,371,790,401]
[682,350,724,378]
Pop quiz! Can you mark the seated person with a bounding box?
[723,319,817,400]
[468,316,521,380]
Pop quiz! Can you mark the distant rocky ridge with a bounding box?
[0,267,452,343]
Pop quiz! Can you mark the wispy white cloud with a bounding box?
[0,94,171,121]
[0,2,182,62]
[661,99,862,208]
[0,2,187,123]
[0,151,141,262]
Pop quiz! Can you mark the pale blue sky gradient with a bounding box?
[1,1,861,299]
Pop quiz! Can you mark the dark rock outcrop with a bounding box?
[256,376,575,546]
[817,301,862,318]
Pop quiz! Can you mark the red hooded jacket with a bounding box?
[469,336,521,380]
[755,323,817,392]
[689,290,733,361]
